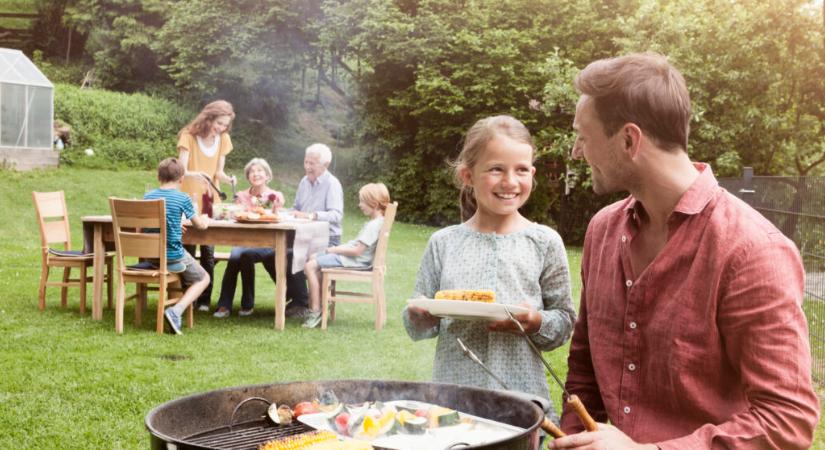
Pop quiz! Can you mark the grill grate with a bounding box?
[184,420,315,449]
[183,420,392,450]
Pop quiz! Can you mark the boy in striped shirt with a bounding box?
[144,157,210,335]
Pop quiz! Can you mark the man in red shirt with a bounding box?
[553,53,819,449]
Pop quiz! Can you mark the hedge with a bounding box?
[54,83,193,169]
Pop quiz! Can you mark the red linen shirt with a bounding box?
[561,164,819,449]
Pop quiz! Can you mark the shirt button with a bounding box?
[629,322,637,329]
[628,363,636,371]
[621,235,627,243]
[623,406,631,414]
[625,279,633,287]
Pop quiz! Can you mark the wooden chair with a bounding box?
[33,191,113,314]
[109,197,192,335]
[320,202,398,330]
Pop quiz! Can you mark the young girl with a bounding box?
[213,158,285,318]
[403,115,576,424]
[178,100,237,312]
[302,183,391,328]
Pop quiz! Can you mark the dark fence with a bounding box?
[719,168,825,384]
[0,12,36,49]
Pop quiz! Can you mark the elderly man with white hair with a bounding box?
[289,143,344,245]
[261,143,344,317]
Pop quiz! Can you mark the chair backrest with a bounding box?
[371,202,398,270]
[109,197,168,272]
[32,191,72,250]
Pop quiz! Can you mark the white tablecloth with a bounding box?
[291,221,329,274]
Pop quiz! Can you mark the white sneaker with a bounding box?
[164,308,182,335]
[302,310,322,328]
[197,304,210,312]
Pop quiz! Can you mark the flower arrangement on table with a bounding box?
[249,192,284,212]
[233,192,284,222]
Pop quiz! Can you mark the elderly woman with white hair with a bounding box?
[213,158,285,318]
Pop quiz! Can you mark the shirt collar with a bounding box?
[624,162,718,218]
[308,169,330,186]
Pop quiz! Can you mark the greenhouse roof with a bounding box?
[0,48,53,88]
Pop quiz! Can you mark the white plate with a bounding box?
[297,400,523,450]
[406,298,528,321]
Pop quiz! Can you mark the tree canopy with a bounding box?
[33,0,825,241]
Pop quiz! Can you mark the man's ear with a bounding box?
[623,123,643,158]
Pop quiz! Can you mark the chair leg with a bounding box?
[79,262,88,315]
[61,267,70,308]
[321,274,331,330]
[38,262,49,310]
[379,282,387,328]
[157,279,167,335]
[106,258,114,309]
[328,282,336,323]
[372,275,383,331]
[115,278,126,334]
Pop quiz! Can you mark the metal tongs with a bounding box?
[201,174,228,201]
[504,307,599,437]
[457,338,567,439]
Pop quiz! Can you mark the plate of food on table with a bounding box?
[234,208,281,224]
[406,290,528,321]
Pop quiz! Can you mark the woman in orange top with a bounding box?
[178,100,237,311]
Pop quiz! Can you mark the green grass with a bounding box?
[0,166,559,447]
[1,167,822,447]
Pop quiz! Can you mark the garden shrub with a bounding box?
[54,83,194,169]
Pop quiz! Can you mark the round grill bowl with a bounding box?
[146,379,544,449]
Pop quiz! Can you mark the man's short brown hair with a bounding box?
[157,157,185,183]
[574,52,691,152]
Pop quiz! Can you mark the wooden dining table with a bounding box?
[81,216,327,330]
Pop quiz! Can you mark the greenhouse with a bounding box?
[0,48,56,170]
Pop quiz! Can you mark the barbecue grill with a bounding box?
[146,379,545,449]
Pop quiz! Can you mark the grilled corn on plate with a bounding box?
[434,289,495,303]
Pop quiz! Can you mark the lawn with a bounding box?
[0,167,572,448]
[1,167,822,448]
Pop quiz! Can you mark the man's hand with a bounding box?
[406,305,440,330]
[487,303,542,334]
[292,211,311,219]
[550,424,658,450]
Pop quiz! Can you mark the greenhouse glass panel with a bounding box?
[27,86,52,148]
[1,82,27,147]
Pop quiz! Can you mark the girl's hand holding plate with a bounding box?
[487,303,542,334]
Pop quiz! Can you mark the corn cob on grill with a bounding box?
[259,430,373,450]
[434,289,496,303]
